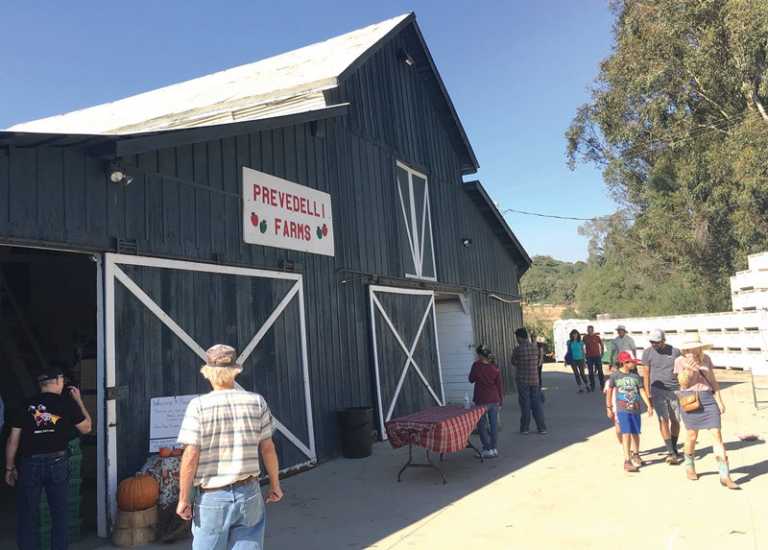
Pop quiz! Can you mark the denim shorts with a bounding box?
[651,387,681,421]
[617,411,641,434]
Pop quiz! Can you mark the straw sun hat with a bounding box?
[678,334,712,352]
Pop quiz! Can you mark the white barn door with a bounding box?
[369,285,445,438]
[104,254,315,528]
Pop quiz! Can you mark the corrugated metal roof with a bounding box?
[7,14,410,135]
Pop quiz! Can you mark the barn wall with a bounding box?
[0,29,527,466]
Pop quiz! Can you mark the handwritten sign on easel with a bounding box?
[149,394,197,452]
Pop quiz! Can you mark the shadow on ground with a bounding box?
[263,370,618,549]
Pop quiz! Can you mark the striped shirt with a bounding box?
[177,389,273,489]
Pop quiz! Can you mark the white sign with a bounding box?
[242,167,335,256]
[149,394,197,452]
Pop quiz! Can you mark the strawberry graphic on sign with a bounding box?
[250,213,259,227]
[322,224,328,237]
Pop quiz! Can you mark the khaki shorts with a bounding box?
[651,387,681,422]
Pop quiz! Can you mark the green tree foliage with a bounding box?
[575,212,713,318]
[567,0,768,315]
[520,255,586,304]
[525,318,555,352]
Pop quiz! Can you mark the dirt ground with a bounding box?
[92,363,766,550]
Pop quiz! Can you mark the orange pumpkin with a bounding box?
[158,448,172,458]
[117,474,159,512]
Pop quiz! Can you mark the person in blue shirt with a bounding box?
[566,329,590,393]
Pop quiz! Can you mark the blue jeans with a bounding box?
[517,383,547,432]
[477,402,499,451]
[586,357,604,389]
[192,480,266,550]
[17,452,70,550]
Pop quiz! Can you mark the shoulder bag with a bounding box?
[677,357,714,413]
[678,391,701,412]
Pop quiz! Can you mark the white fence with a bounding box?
[553,310,768,372]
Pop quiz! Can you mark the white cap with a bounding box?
[616,324,627,331]
[649,329,665,342]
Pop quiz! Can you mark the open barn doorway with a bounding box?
[0,245,101,548]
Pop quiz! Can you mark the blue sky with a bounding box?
[0,2,615,262]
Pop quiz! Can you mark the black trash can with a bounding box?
[337,407,373,458]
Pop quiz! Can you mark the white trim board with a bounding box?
[104,254,316,529]
[369,285,445,439]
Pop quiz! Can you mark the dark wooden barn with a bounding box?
[0,12,530,537]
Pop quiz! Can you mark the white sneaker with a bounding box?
[491,449,499,458]
[481,450,494,459]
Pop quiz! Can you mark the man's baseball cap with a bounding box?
[617,351,641,365]
[203,344,241,368]
[649,329,665,342]
[616,324,627,331]
[36,367,64,383]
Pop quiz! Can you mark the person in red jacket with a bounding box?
[469,345,504,458]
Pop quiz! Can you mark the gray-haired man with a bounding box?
[641,330,683,464]
[177,344,282,550]
[610,325,636,367]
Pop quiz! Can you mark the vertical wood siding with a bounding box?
[0,23,526,468]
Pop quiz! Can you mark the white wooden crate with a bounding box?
[553,310,768,371]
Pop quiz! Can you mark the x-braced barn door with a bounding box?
[369,286,445,438]
[104,254,315,526]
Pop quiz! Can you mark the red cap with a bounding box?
[617,351,641,365]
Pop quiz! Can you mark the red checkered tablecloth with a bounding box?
[385,405,487,454]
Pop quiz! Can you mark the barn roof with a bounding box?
[7,13,477,172]
[464,181,532,273]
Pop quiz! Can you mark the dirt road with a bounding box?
[99,364,767,550]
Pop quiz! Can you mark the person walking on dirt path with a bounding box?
[5,367,92,550]
[469,345,503,459]
[177,344,284,549]
[511,328,547,435]
[566,329,590,392]
[641,329,683,465]
[606,352,653,472]
[582,326,604,392]
[610,325,636,367]
[674,338,739,490]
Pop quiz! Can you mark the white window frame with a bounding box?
[395,161,437,281]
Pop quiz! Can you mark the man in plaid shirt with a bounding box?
[511,328,548,435]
